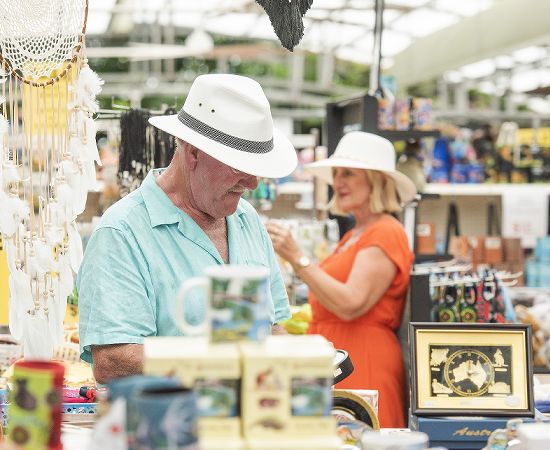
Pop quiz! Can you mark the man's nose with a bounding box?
[241,174,258,190]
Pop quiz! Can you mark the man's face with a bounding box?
[190,148,258,219]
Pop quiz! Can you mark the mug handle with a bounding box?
[175,277,210,336]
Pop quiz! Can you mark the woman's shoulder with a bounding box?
[358,215,409,249]
[366,214,406,236]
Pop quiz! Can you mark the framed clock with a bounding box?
[409,323,534,417]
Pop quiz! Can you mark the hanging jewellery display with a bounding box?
[0,0,101,358]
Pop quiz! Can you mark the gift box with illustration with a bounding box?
[144,337,241,439]
[409,414,538,450]
[240,335,336,440]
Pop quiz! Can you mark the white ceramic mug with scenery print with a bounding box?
[176,265,271,343]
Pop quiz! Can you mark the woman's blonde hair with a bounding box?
[328,169,402,216]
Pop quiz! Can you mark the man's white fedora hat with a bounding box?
[305,131,417,204]
[149,74,297,178]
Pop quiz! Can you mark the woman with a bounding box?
[266,131,416,428]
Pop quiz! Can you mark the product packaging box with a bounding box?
[535,236,550,264]
[503,238,523,264]
[527,261,550,287]
[246,436,342,450]
[526,259,540,287]
[410,414,533,450]
[144,337,241,439]
[394,98,411,130]
[416,223,436,255]
[468,237,485,266]
[411,98,433,131]
[483,237,503,265]
[200,438,246,450]
[449,236,472,261]
[377,98,395,130]
[240,335,336,440]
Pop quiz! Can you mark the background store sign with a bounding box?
[518,128,550,148]
[502,187,548,248]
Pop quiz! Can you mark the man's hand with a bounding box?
[265,222,303,268]
[92,343,144,384]
[271,323,288,335]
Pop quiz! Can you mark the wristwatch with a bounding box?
[294,255,311,272]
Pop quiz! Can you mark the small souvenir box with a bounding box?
[240,335,336,439]
[246,436,342,449]
[377,98,395,130]
[394,98,411,130]
[200,438,246,450]
[411,97,433,131]
[144,337,241,439]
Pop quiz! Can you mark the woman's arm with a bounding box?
[266,223,397,321]
[295,246,396,321]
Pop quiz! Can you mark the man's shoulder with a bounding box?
[236,197,258,216]
[235,198,263,227]
[98,189,149,231]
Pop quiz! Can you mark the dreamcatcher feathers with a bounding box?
[0,0,95,358]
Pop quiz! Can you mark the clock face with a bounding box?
[443,349,496,396]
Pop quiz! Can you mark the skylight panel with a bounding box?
[330,9,375,26]
[513,46,545,64]
[380,30,411,56]
[433,0,494,17]
[460,59,495,79]
[391,8,458,37]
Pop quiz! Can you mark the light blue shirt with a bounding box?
[77,170,290,364]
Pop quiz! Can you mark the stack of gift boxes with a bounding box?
[448,235,524,278]
[143,335,341,450]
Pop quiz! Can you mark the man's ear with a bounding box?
[184,143,199,170]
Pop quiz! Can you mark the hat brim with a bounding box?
[305,158,417,204]
[149,114,297,178]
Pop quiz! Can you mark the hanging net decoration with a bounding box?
[255,0,313,51]
[0,0,101,359]
[0,0,87,83]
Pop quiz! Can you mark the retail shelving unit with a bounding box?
[423,183,550,196]
[418,183,550,245]
[325,93,440,155]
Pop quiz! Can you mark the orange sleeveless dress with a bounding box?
[308,215,413,428]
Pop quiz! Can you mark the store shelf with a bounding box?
[326,93,440,155]
[423,183,550,197]
[374,129,440,141]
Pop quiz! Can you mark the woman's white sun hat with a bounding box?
[305,131,417,204]
[148,74,297,178]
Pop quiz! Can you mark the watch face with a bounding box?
[429,344,512,398]
[298,256,310,268]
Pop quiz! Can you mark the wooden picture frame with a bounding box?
[409,323,534,417]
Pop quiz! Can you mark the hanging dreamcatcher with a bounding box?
[0,0,102,358]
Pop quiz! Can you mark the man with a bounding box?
[77,74,297,384]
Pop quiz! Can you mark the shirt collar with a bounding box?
[141,169,184,227]
[141,169,248,228]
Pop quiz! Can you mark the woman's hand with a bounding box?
[265,222,303,267]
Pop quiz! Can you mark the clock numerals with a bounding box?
[443,349,495,397]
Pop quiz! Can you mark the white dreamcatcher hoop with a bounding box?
[0,0,102,359]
